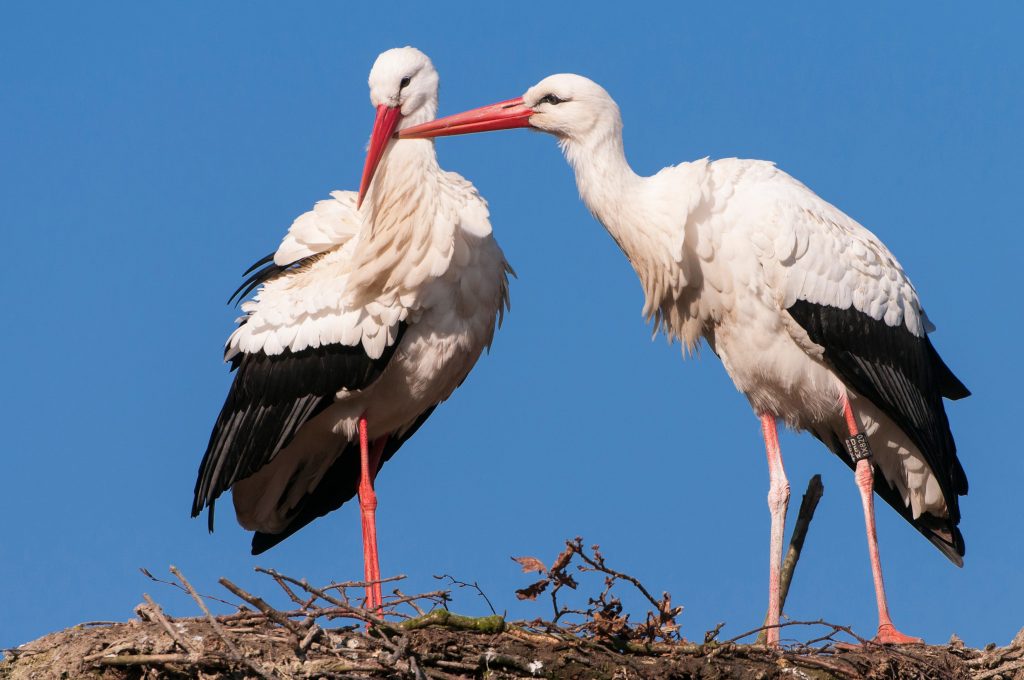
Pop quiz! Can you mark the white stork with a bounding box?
[192,47,512,611]
[399,74,969,645]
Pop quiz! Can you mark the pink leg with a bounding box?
[841,396,922,645]
[760,414,790,647]
[357,416,388,614]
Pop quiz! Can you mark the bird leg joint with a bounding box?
[854,457,875,491]
[843,433,873,463]
[767,477,791,515]
[358,480,378,512]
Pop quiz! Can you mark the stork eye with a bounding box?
[399,76,412,90]
[537,94,565,106]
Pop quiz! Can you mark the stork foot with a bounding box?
[873,623,923,645]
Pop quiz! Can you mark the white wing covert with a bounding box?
[274,191,362,266]
[750,168,931,338]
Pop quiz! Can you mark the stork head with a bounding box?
[398,73,621,145]
[359,46,439,207]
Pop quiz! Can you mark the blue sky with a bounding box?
[2,2,1022,651]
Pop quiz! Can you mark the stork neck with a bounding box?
[364,136,439,215]
[563,132,653,264]
[349,136,449,303]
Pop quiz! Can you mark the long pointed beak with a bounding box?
[358,104,403,208]
[398,97,533,139]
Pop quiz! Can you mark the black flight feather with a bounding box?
[192,323,408,521]
[787,299,969,563]
[228,252,318,307]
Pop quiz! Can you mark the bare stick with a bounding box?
[299,624,321,652]
[320,573,407,593]
[394,588,427,616]
[726,617,868,647]
[254,567,395,634]
[571,539,663,613]
[169,565,274,680]
[219,577,306,647]
[97,653,196,666]
[757,475,824,644]
[140,594,199,656]
[140,567,235,606]
[434,574,497,616]
[259,568,310,608]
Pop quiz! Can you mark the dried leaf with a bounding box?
[552,572,578,590]
[550,545,575,573]
[515,579,550,601]
[511,556,547,575]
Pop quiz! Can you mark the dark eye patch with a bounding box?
[537,94,566,106]
[399,76,412,90]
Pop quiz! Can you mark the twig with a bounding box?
[251,566,407,652]
[434,574,498,616]
[976,658,1024,680]
[259,568,311,608]
[169,565,275,680]
[385,590,450,614]
[139,594,199,656]
[140,567,235,606]
[724,618,868,646]
[219,577,306,648]
[83,640,138,662]
[97,653,197,666]
[788,654,862,680]
[757,474,824,644]
[394,588,427,616]
[570,539,662,614]
[299,623,321,652]
[320,573,407,593]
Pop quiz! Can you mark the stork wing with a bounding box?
[228,191,362,305]
[788,300,968,527]
[275,190,361,264]
[751,169,969,552]
[194,189,407,521]
[192,323,407,522]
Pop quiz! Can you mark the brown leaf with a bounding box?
[552,572,578,590]
[511,556,547,575]
[515,579,550,601]
[550,545,575,573]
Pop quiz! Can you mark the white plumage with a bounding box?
[399,72,968,645]
[194,48,512,579]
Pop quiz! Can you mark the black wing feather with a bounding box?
[813,429,965,565]
[228,252,318,306]
[250,405,438,555]
[192,323,408,520]
[787,300,969,558]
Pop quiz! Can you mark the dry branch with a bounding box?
[756,474,825,643]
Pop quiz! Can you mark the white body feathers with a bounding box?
[228,139,511,533]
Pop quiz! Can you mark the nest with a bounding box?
[2,537,1020,679]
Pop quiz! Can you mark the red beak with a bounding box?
[398,97,534,139]
[358,104,403,208]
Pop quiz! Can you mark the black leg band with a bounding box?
[844,433,873,462]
